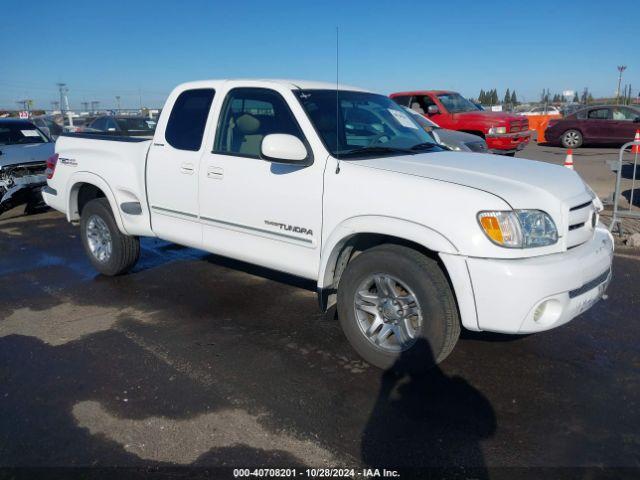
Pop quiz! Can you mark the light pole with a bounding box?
[616,66,627,104]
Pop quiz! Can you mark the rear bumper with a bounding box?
[486,130,532,154]
[464,226,613,333]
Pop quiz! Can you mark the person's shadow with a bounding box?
[361,338,496,478]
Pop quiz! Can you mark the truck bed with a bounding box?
[59,132,152,142]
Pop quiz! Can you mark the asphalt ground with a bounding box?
[1,144,639,479]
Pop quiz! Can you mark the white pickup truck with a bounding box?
[43,79,614,369]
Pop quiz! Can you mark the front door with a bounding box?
[198,86,323,279]
[611,107,640,143]
[146,88,215,248]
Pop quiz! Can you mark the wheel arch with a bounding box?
[67,172,128,234]
[317,216,459,310]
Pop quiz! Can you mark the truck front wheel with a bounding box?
[337,244,460,370]
[80,198,140,276]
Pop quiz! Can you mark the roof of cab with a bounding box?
[390,90,455,97]
[173,78,370,93]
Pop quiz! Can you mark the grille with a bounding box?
[509,119,529,133]
[566,199,596,248]
[569,269,610,298]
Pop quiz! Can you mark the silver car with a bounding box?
[0,119,53,214]
[402,106,488,153]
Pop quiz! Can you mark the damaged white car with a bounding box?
[0,119,52,215]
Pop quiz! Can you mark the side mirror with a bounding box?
[261,134,311,165]
[427,105,439,115]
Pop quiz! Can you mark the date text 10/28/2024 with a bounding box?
[233,468,400,478]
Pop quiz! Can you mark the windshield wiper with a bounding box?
[338,146,416,157]
[410,142,442,151]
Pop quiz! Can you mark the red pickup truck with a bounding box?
[390,90,531,155]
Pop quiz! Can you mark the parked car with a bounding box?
[402,107,488,152]
[545,105,640,148]
[390,90,531,155]
[84,116,155,136]
[518,106,561,116]
[0,119,53,214]
[31,115,64,139]
[44,79,613,369]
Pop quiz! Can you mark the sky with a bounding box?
[1,0,638,110]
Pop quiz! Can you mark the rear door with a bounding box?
[146,88,215,248]
[583,107,615,142]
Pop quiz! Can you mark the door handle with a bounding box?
[207,166,224,180]
[180,162,195,174]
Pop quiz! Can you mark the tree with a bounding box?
[587,93,594,104]
[491,89,498,105]
[510,90,518,105]
[503,88,511,106]
[573,92,579,103]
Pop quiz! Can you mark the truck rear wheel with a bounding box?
[337,244,460,371]
[80,198,140,276]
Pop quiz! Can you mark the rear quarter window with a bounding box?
[165,89,215,151]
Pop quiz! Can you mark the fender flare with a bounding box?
[66,171,128,235]
[318,215,458,288]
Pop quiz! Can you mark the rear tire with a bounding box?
[337,244,460,371]
[561,129,583,149]
[80,198,140,276]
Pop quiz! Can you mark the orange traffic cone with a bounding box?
[632,129,640,154]
[564,149,574,170]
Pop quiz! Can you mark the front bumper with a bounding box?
[486,130,532,154]
[466,226,614,333]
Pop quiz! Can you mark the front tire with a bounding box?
[80,198,140,276]
[337,244,460,370]
[561,129,583,149]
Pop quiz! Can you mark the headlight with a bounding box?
[478,210,558,248]
[488,126,507,134]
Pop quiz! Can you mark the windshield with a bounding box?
[0,123,49,146]
[436,93,481,113]
[294,90,444,157]
[116,118,154,131]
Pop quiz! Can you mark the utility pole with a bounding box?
[616,66,627,104]
[56,83,69,116]
[16,99,32,116]
[116,95,121,112]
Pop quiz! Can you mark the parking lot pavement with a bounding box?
[516,142,625,201]
[1,210,639,473]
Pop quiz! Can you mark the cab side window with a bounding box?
[214,88,304,158]
[165,89,215,151]
[392,95,412,107]
[587,108,611,120]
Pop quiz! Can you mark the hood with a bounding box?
[453,111,521,124]
[0,142,54,168]
[352,151,590,220]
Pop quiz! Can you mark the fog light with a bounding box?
[532,299,562,325]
